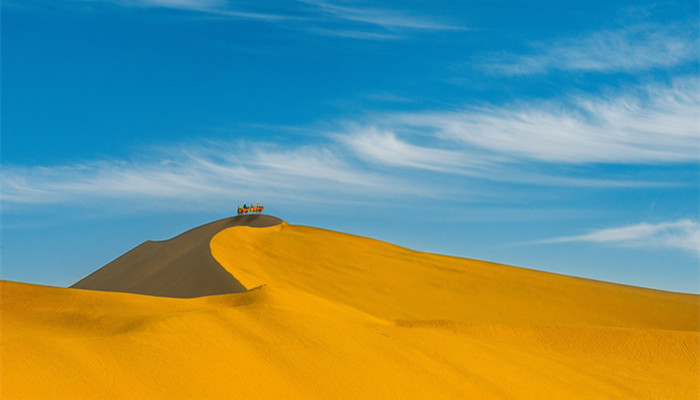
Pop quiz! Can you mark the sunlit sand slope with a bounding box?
[2,221,699,399]
[71,215,282,297]
[212,224,698,330]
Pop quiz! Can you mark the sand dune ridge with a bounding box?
[2,216,698,399]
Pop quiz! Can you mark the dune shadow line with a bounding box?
[70,214,283,298]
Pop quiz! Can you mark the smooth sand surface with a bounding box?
[2,219,698,399]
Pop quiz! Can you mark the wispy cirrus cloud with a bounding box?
[485,24,698,75]
[537,220,700,257]
[300,0,459,31]
[116,0,223,9]
[341,77,699,169]
[70,0,459,37]
[307,28,399,41]
[103,0,299,21]
[338,128,488,173]
[2,78,697,210]
[0,142,414,209]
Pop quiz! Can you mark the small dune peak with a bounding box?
[70,215,284,298]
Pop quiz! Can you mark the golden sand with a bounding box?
[2,222,698,399]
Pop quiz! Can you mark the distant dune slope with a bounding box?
[71,214,282,298]
[3,218,699,399]
[210,223,699,330]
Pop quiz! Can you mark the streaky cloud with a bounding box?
[52,0,458,37]
[121,0,223,9]
[0,141,417,208]
[300,0,461,31]
[485,24,698,75]
[338,127,491,173]
[2,79,696,210]
[537,220,700,257]
[308,28,400,41]
[344,77,699,166]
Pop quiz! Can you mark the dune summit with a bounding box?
[71,214,282,298]
[2,216,699,399]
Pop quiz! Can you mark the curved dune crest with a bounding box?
[210,223,699,330]
[2,218,699,399]
[71,214,283,298]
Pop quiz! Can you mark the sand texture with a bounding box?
[2,218,698,399]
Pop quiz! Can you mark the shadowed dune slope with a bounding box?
[2,220,699,399]
[71,214,282,298]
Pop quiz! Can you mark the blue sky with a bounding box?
[2,0,699,293]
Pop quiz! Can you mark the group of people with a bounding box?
[238,203,264,215]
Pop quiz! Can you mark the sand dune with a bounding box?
[211,223,698,330]
[71,214,282,297]
[2,216,698,399]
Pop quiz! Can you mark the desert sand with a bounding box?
[71,214,283,297]
[2,216,698,399]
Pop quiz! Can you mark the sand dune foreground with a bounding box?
[2,216,698,399]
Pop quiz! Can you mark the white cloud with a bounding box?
[308,28,399,41]
[487,24,697,75]
[345,77,699,166]
[301,0,459,31]
[0,141,414,208]
[2,78,697,210]
[249,146,384,188]
[539,220,700,256]
[92,0,459,36]
[338,127,489,173]
[110,0,293,21]
[129,0,223,9]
